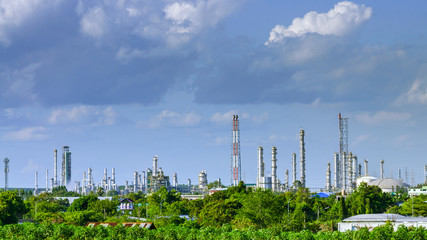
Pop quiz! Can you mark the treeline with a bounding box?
[0,182,426,231]
[0,222,425,240]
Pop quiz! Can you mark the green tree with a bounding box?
[0,191,28,225]
[236,189,282,228]
[398,194,427,216]
[68,195,99,212]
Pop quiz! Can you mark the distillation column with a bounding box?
[271,147,277,191]
[153,156,158,177]
[112,168,116,190]
[257,146,264,188]
[299,129,306,188]
[352,155,358,184]
[380,160,384,179]
[292,153,296,188]
[333,152,339,189]
[342,152,347,192]
[347,152,353,191]
[134,171,138,193]
[54,149,58,188]
[4,158,9,191]
[326,162,331,191]
[285,169,289,191]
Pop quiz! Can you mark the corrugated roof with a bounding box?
[342,214,427,223]
[85,222,155,229]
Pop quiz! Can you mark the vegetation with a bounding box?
[0,222,425,240]
[0,181,425,238]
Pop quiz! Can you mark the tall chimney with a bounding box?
[54,149,58,188]
[380,159,384,179]
[299,129,306,188]
[364,159,368,176]
[257,146,264,188]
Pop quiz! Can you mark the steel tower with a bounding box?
[231,115,241,186]
[338,113,348,189]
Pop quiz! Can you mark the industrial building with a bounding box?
[61,146,71,186]
[338,214,427,231]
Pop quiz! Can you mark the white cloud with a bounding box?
[0,63,40,104]
[148,110,201,128]
[352,134,371,145]
[397,79,427,105]
[49,105,90,124]
[0,0,44,46]
[356,111,411,125]
[266,1,372,45]
[3,126,47,141]
[116,47,146,63]
[80,6,108,38]
[210,110,238,123]
[48,105,116,126]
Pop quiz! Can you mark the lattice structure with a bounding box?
[339,113,348,190]
[231,115,241,186]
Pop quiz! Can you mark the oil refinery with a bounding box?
[17,113,427,196]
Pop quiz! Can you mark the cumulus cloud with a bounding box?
[116,47,146,63]
[79,6,108,38]
[356,111,411,125]
[0,63,40,106]
[147,110,201,128]
[397,79,427,105]
[210,110,238,123]
[3,126,47,141]
[352,134,372,145]
[0,0,44,45]
[48,105,117,126]
[266,1,372,45]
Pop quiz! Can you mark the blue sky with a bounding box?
[0,0,426,189]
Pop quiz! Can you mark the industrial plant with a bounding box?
[9,113,424,196]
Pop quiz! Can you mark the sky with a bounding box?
[0,0,426,189]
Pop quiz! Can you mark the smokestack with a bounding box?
[271,146,277,192]
[364,159,368,176]
[35,171,38,196]
[54,149,57,188]
[299,129,306,188]
[257,146,264,188]
[188,179,191,192]
[153,156,158,177]
[292,153,297,188]
[334,152,339,189]
[285,169,289,190]
[326,162,331,191]
[380,159,384,179]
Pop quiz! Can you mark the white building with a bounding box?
[408,186,427,196]
[339,214,427,232]
[367,178,409,193]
